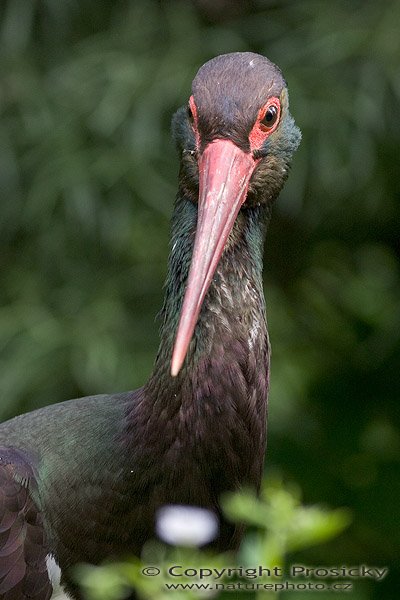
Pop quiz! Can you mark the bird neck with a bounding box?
[125,195,271,495]
[145,194,271,405]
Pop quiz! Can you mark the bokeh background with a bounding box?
[0,1,399,598]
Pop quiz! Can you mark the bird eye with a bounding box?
[187,104,194,124]
[260,104,279,130]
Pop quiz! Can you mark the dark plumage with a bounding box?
[0,52,300,598]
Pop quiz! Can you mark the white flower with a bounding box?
[156,505,219,547]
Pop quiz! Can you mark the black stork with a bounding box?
[0,52,301,599]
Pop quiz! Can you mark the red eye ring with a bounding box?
[248,97,281,153]
[188,96,197,124]
[188,95,200,147]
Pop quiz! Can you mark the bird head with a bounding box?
[170,52,301,376]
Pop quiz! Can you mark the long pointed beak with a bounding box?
[171,139,256,376]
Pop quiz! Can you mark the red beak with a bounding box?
[171,139,256,376]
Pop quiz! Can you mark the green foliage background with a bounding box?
[0,1,399,598]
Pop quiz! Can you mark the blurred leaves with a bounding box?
[1,0,399,410]
[223,482,351,564]
[77,481,351,600]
